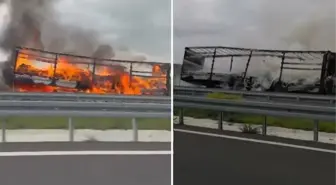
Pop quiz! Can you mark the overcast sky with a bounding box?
[174,0,336,63]
[58,0,170,61]
[55,0,171,63]
[0,0,171,63]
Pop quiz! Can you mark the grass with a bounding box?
[174,92,336,133]
[0,117,171,130]
[207,92,243,100]
[174,108,335,133]
[240,124,260,134]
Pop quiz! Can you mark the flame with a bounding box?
[13,49,167,95]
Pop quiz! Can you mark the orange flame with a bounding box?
[13,49,167,95]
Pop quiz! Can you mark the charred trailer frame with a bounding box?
[7,47,169,95]
[180,46,335,95]
[319,52,335,94]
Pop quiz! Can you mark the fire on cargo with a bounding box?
[12,47,168,95]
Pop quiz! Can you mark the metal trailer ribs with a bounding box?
[7,47,170,95]
[180,46,335,95]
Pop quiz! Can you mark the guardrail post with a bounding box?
[132,118,138,142]
[68,117,74,142]
[313,120,319,142]
[179,108,184,125]
[218,112,223,130]
[296,97,300,102]
[1,119,6,143]
[262,116,267,136]
[267,96,271,101]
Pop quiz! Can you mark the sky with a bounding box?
[55,0,171,62]
[0,0,335,65]
[174,0,336,63]
[0,0,171,63]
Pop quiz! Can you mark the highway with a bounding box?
[0,142,170,151]
[174,125,336,185]
[0,142,171,185]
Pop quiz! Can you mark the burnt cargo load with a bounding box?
[9,47,169,95]
[180,46,335,95]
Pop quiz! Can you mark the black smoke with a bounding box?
[0,0,117,88]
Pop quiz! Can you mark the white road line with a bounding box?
[174,129,336,154]
[0,150,172,157]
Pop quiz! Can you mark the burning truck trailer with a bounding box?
[3,47,170,96]
[180,46,335,95]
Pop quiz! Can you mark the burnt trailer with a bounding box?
[180,46,335,95]
[2,47,170,95]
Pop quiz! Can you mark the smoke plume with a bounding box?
[253,0,335,85]
[0,0,135,88]
[202,0,336,88]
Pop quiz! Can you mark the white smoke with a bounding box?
[206,1,334,87]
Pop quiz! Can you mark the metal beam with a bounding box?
[209,48,217,81]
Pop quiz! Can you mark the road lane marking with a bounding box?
[0,150,171,157]
[174,128,336,154]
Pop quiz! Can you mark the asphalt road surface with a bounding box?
[174,125,336,185]
[0,142,171,152]
[0,142,171,185]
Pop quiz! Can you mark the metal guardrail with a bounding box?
[0,92,170,103]
[174,95,335,142]
[0,101,170,112]
[174,86,336,105]
[0,97,170,143]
